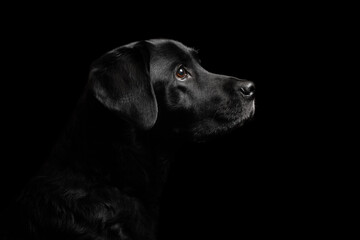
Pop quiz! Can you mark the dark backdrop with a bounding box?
[1,4,341,239]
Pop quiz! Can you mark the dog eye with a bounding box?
[175,65,188,80]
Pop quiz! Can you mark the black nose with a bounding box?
[237,80,255,99]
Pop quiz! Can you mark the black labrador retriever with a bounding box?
[10,39,255,240]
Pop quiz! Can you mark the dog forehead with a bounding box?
[147,39,194,61]
[147,39,189,50]
[146,39,199,80]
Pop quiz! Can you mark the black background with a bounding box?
[1,3,346,239]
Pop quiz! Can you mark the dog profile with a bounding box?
[8,39,255,240]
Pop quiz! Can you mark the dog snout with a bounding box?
[236,80,255,100]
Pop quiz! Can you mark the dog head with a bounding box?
[89,39,255,138]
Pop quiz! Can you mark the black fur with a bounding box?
[5,39,255,240]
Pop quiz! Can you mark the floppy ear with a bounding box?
[89,41,157,130]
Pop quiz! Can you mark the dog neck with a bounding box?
[46,93,177,202]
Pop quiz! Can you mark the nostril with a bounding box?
[239,82,255,97]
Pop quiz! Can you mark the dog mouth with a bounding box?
[227,106,255,130]
[246,100,256,120]
[191,100,255,139]
[217,100,255,125]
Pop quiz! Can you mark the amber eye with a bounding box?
[175,65,188,80]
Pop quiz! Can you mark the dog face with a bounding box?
[89,39,255,138]
[148,39,255,137]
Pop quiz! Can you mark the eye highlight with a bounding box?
[175,65,189,81]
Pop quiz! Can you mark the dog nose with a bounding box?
[237,80,255,99]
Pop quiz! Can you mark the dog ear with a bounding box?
[89,41,157,130]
